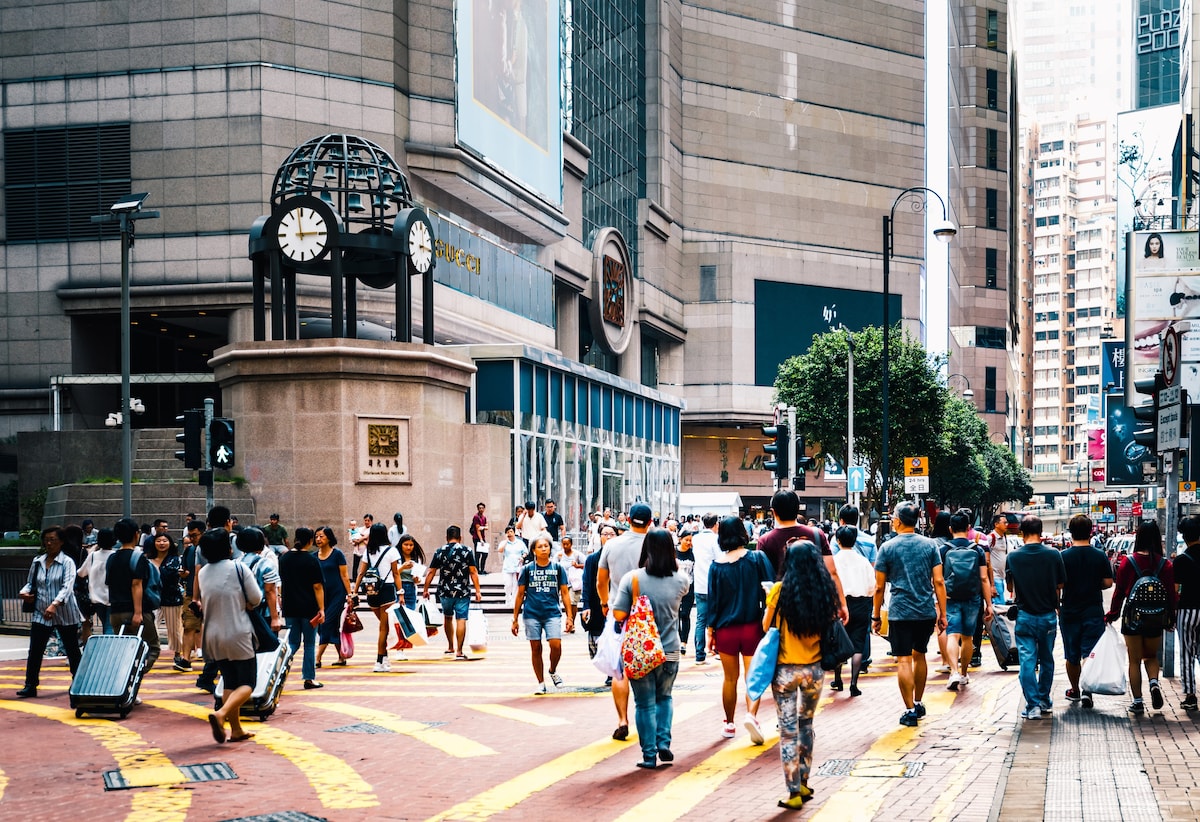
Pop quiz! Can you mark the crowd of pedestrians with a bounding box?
[12,495,1200,813]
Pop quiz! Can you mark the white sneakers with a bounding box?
[948,672,962,691]
[745,715,764,745]
[373,659,392,673]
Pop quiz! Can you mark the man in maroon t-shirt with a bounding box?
[756,491,848,622]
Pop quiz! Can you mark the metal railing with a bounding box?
[0,568,33,629]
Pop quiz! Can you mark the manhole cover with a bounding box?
[221,814,329,822]
[816,759,924,778]
[104,761,238,790]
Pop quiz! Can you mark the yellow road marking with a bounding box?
[0,764,7,802]
[464,703,570,726]
[309,702,496,757]
[0,699,191,821]
[147,699,378,810]
[808,689,956,821]
[426,701,709,822]
[613,735,780,822]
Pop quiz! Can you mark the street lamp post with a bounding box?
[91,194,159,518]
[881,187,955,525]
[947,372,974,403]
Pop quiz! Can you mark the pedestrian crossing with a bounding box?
[0,628,1025,821]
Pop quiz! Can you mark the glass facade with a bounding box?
[567,0,646,273]
[474,346,680,537]
[1135,0,1181,108]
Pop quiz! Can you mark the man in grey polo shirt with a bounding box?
[873,500,947,727]
[596,502,652,741]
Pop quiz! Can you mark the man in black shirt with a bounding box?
[279,537,325,690]
[1005,515,1066,720]
[756,492,846,622]
[1176,515,1200,712]
[106,517,161,672]
[1059,514,1113,709]
[543,499,564,544]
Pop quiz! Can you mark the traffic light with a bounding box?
[209,418,236,470]
[762,422,790,481]
[174,409,202,469]
[793,436,816,490]
[1131,372,1166,456]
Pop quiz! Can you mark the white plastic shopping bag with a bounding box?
[591,616,624,679]
[466,608,489,652]
[1079,624,1128,696]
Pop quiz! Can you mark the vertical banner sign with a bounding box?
[1125,229,1200,396]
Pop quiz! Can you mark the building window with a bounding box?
[986,128,999,169]
[571,0,646,274]
[640,332,659,388]
[985,247,998,288]
[700,265,717,301]
[985,367,997,413]
[986,68,999,110]
[4,123,131,242]
[976,326,1006,349]
[986,9,999,48]
[986,188,998,228]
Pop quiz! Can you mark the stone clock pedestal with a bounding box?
[210,338,510,544]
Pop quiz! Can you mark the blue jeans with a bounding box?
[1013,611,1057,710]
[693,595,708,661]
[629,660,679,761]
[402,581,417,610]
[993,577,1007,605]
[92,604,114,635]
[287,617,318,682]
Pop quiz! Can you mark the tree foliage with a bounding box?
[773,326,1032,520]
[774,326,946,512]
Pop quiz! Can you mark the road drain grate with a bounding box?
[104,761,237,790]
[220,813,330,822]
[327,720,446,734]
[816,759,924,778]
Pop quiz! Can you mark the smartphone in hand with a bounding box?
[309,613,322,627]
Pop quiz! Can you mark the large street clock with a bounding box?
[272,195,340,265]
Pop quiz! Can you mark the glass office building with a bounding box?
[470,345,681,533]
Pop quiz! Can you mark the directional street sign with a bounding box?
[848,466,866,494]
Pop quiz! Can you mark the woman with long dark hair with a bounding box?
[152,531,186,670]
[353,523,402,672]
[612,527,690,769]
[706,515,774,744]
[16,527,84,698]
[1105,519,1177,714]
[315,526,352,668]
[397,533,427,610]
[763,540,839,809]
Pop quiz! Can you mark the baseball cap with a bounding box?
[629,503,653,527]
[893,501,920,527]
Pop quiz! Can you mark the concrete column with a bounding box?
[556,284,580,360]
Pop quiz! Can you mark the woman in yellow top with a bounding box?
[762,539,840,810]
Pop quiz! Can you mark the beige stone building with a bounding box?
[0,0,1010,531]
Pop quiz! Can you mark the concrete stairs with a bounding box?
[42,428,254,529]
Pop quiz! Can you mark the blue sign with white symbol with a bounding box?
[848,466,866,493]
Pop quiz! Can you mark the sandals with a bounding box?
[229,732,255,743]
[207,713,226,744]
[331,660,348,667]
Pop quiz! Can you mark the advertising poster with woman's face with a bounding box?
[1128,230,1200,388]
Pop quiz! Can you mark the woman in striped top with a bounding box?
[17,526,84,698]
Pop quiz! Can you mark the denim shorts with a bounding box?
[945,598,981,637]
[1060,615,1105,665]
[523,615,563,641]
[441,596,470,620]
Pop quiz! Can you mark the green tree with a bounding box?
[929,395,989,510]
[774,326,946,514]
[977,442,1033,522]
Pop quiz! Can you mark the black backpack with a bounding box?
[942,540,982,601]
[1122,556,1169,632]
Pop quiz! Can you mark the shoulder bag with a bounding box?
[820,614,855,671]
[235,563,279,653]
[746,609,780,701]
[620,573,666,680]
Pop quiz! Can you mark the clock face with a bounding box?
[408,218,433,273]
[277,206,328,262]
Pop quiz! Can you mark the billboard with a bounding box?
[753,281,902,387]
[1106,391,1151,486]
[1115,105,1181,318]
[455,0,563,206]
[1125,229,1200,391]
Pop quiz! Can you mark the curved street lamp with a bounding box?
[947,372,974,402]
[881,187,955,525]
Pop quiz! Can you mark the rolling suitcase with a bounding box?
[989,611,1019,671]
[69,631,150,718]
[214,630,296,721]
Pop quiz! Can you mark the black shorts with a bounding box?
[217,657,258,691]
[367,583,397,609]
[888,618,936,656]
